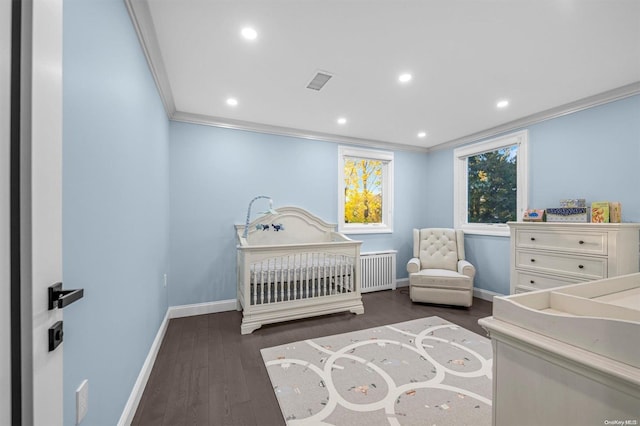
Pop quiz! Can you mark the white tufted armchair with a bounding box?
[406,228,475,307]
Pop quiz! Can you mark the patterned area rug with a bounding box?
[260,317,493,426]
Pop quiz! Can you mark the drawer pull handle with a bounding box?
[530,237,536,241]
[578,240,585,245]
[530,280,535,284]
[530,259,535,262]
[578,264,584,269]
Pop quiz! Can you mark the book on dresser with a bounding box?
[507,221,640,295]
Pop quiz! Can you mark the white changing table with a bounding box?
[479,273,640,426]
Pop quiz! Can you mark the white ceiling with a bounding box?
[127,0,640,150]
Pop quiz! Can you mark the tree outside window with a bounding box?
[467,146,517,223]
[344,158,383,224]
[338,146,393,234]
[454,130,528,236]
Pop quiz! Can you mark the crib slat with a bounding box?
[268,259,273,304]
[336,256,344,293]
[324,253,329,296]
[259,261,265,305]
[252,266,256,306]
[305,252,310,299]
[331,254,335,294]
[287,254,291,301]
[308,253,313,298]
[318,254,322,296]
[311,253,316,298]
[338,256,343,292]
[325,254,329,295]
[345,256,349,292]
[291,255,299,300]
[253,263,258,305]
[304,253,313,298]
[330,256,335,295]
[277,257,282,302]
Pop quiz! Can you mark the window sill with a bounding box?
[339,225,393,235]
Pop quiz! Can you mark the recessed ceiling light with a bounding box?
[337,117,347,125]
[226,97,238,106]
[417,131,427,138]
[241,27,258,41]
[497,99,509,108]
[398,73,412,83]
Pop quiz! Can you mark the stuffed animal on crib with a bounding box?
[272,223,285,232]
[255,223,270,231]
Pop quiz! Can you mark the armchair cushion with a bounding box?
[418,229,459,271]
[410,269,472,290]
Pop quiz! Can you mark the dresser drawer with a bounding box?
[515,229,607,255]
[515,250,607,280]
[513,270,582,293]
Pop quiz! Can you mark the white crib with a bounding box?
[235,206,364,334]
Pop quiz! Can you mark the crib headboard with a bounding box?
[236,206,344,246]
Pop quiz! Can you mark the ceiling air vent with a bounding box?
[306,71,333,91]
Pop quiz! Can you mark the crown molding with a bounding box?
[124,0,176,117]
[170,111,430,153]
[124,0,637,155]
[429,82,640,153]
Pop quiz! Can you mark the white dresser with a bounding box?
[508,221,640,294]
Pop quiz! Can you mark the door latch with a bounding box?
[49,321,63,351]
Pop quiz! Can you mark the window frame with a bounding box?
[453,130,528,237]
[338,146,394,234]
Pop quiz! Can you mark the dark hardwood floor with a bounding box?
[132,289,493,426]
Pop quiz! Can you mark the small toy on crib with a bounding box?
[255,223,270,231]
[272,223,285,232]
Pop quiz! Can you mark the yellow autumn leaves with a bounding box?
[344,158,383,224]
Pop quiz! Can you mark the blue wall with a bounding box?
[425,94,640,295]
[169,95,640,305]
[168,122,429,306]
[63,0,170,425]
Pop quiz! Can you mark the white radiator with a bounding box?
[360,250,397,293]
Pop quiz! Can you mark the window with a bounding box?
[338,146,393,234]
[453,130,528,236]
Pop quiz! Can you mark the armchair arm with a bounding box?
[457,260,476,279]
[407,257,421,274]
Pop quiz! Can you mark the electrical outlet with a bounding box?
[163,273,167,287]
[76,379,88,424]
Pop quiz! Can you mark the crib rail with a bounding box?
[246,252,356,306]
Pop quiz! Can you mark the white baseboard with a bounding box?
[473,287,503,302]
[117,310,170,426]
[168,298,237,319]
[118,299,237,425]
[396,277,409,288]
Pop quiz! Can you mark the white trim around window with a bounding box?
[453,130,529,237]
[338,146,394,234]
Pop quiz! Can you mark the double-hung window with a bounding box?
[453,130,528,236]
[338,146,394,234]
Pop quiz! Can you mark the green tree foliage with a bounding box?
[344,158,383,223]
[467,147,517,223]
